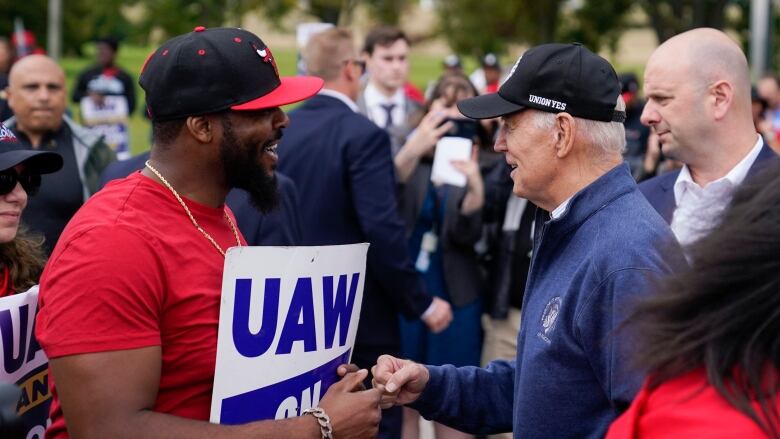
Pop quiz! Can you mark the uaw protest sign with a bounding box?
[0,286,51,438]
[210,244,368,425]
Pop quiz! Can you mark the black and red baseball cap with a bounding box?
[458,43,625,123]
[140,26,324,121]
[0,123,63,174]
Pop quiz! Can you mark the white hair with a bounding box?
[529,96,626,156]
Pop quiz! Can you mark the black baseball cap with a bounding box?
[619,72,640,94]
[482,53,500,68]
[458,43,625,123]
[443,54,462,69]
[140,26,324,121]
[0,123,63,174]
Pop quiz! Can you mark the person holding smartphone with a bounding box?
[393,72,485,439]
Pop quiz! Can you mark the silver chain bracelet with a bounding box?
[302,407,333,439]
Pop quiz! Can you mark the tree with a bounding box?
[639,0,731,43]
[559,0,634,55]
[1,0,132,56]
[362,0,409,25]
[436,0,565,58]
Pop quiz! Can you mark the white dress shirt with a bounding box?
[671,135,764,247]
[550,197,572,220]
[363,82,406,128]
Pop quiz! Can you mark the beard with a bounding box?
[219,116,280,213]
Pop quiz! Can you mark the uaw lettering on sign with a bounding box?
[0,287,52,439]
[210,244,368,425]
[528,94,567,111]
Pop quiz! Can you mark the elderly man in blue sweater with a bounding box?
[372,43,685,439]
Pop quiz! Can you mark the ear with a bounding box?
[344,61,358,83]
[184,115,215,144]
[710,80,733,121]
[4,86,15,109]
[553,112,575,159]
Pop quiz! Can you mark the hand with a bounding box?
[88,91,106,107]
[450,145,483,191]
[371,355,430,409]
[451,145,485,214]
[336,363,365,389]
[405,110,453,157]
[421,297,453,333]
[319,369,381,439]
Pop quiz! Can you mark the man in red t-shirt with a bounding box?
[36,27,382,439]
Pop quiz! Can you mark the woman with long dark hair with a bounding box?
[393,72,485,439]
[0,123,62,296]
[607,159,780,438]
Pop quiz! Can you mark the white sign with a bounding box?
[80,95,131,160]
[431,136,472,187]
[0,287,52,438]
[210,244,368,425]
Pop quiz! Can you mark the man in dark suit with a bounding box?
[100,151,302,246]
[357,26,424,157]
[278,27,452,439]
[639,28,776,249]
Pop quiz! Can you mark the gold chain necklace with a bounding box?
[144,160,241,257]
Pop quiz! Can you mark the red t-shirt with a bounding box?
[36,172,246,438]
[0,266,12,297]
[607,368,780,438]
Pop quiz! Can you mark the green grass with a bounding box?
[60,43,462,155]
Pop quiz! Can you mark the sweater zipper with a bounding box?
[522,220,549,309]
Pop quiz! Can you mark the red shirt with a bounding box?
[607,368,780,438]
[36,172,246,438]
[0,266,11,297]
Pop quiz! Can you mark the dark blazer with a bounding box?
[98,151,301,246]
[639,144,777,222]
[277,93,433,348]
[225,175,302,246]
[397,162,483,307]
[98,151,148,188]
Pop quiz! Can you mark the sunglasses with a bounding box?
[0,168,42,196]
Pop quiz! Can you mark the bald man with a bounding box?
[4,55,115,252]
[639,28,776,249]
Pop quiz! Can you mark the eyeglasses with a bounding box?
[342,58,366,73]
[0,168,42,196]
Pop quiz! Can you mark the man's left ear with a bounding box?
[554,112,575,158]
[185,115,215,144]
[710,80,733,120]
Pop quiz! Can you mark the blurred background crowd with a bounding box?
[2,1,780,438]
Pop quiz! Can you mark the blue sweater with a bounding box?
[411,163,684,438]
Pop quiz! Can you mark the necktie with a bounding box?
[380,103,396,128]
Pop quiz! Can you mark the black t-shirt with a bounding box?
[15,124,84,253]
[0,73,12,122]
[72,65,137,115]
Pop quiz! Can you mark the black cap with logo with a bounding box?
[140,26,324,122]
[458,43,625,123]
[0,123,63,174]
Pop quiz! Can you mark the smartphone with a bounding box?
[443,118,479,140]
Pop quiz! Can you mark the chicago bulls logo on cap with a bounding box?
[253,43,279,78]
